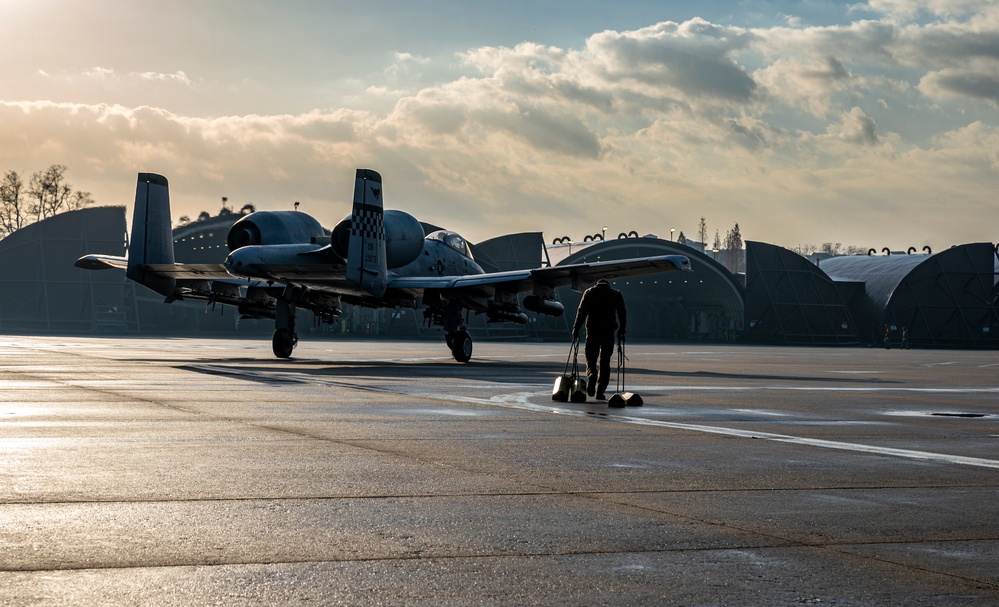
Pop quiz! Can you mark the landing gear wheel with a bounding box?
[445,332,455,350]
[272,329,297,358]
[450,330,473,363]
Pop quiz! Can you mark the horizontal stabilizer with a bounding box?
[75,254,128,271]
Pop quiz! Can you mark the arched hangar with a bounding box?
[554,237,744,341]
[745,240,999,348]
[822,243,999,348]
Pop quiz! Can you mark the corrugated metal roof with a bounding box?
[820,254,928,311]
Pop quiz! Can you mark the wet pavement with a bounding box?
[1,336,997,605]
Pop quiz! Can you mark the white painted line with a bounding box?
[624,385,999,394]
[181,365,999,471]
[478,393,999,471]
[826,370,881,374]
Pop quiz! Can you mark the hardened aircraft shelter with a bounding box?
[2,205,996,349]
[0,206,129,334]
[744,240,999,348]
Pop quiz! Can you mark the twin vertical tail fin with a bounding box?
[345,169,388,298]
[126,173,177,298]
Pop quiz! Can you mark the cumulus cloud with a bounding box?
[864,0,996,19]
[827,106,881,146]
[582,19,758,104]
[4,7,999,247]
[920,65,999,104]
[47,67,195,87]
[755,56,861,116]
[134,70,193,86]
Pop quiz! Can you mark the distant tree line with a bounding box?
[0,165,95,239]
[795,242,869,256]
[676,216,746,274]
[681,216,866,274]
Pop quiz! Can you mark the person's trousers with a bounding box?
[584,333,615,395]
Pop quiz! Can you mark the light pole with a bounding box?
[602,225,607,241]
[670,227,675,241]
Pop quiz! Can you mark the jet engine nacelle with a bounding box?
[227,211,327,251]
[330,209,425,269]
[523,295,565,317]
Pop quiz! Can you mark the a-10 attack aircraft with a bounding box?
[77,169,692,361]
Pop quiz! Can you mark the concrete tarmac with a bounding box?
[1,335,997,606]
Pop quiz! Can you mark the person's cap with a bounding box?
[595,278,609,285]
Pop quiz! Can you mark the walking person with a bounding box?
[571,278,627,400]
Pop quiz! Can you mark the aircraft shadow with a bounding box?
[177,357,562,385]
[172,357,898,387]
[652,370,902,384]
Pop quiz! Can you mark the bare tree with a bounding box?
[25,164,93,222]
[0,165,96,238]
[67,190,95,211]
[821,242,842,255]
[0,170,26,238]
[724,222,744,273]
[27,165,72,221]
[698,217,707,246]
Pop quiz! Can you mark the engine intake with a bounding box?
[330,209,425,269]
[227,211,327,251]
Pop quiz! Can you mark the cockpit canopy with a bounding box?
[427,230,473,259]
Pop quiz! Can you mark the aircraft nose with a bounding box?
[224,254,244,273]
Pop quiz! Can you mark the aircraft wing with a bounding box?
[387,254,691,293]
[142,263,233,279]
[526,254,691,288]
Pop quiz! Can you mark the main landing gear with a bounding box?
[272,299,298,359]
[272,328,297,358]
[434,300,472,363]
[446,329,473,363]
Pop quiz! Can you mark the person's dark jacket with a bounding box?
[571,282,626,339]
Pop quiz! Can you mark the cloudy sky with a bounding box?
[2,0,997,251]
